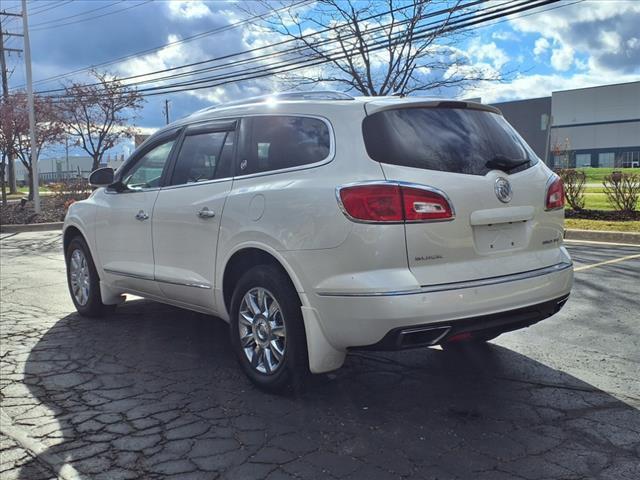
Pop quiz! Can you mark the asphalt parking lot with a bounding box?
[0,232,638,480]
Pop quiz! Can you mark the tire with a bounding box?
[229,264,308,392]
[65,236,115,317]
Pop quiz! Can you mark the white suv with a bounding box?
[64,91,573,390]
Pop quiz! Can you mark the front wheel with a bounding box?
[229,264,308,392]
[65,236,115,317]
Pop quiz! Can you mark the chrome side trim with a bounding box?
[159,176,233,191]
[316,262,573,297]
[154,277,212,290]
[104,268,154,281]
[104,269,212,289]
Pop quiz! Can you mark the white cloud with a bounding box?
[457,0,640,103]
[463,70,640,104]
[550,44,574,71]
[533,37,549,57]
[492,30,518,42]
[467,40,510,69]
[509,0,640,74]
[167,1,212,19]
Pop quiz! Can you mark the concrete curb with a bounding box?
[0,222,63,233]
[565,229,640,246]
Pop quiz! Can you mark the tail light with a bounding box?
[338,182,454,223]
[545,176,565,210]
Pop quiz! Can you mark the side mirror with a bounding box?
[89,167,114,187]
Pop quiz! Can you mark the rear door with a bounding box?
[151,120,236,310]
[362,101,566,286]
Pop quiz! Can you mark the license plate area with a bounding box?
[473,221,528,254]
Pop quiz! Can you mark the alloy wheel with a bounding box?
[238,287,286,375]
[69,249,90,306]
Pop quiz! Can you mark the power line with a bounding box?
[142,0,570,98]
[31,0,152,32]
[29,1,74,16]
[30,1,124,29]
[46,0,561,101]
[117,0,495,92]
[139,0,582,99]
[17,0,312,89]
[129,0,557,98]
[35,0,475,94]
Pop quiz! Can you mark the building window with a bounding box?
[540,114,549,131]
[598,152,615,168]
[622,151,640,168]
[575,153,591,167]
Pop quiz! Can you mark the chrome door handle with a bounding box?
[197,207,216,219]
[135,210,149,221]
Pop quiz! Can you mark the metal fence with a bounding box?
[38,171,91,184]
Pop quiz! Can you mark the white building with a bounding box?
[492,81,640,168]
[549,82,640,168]
[12,153,127,184]
[14,156,93,183]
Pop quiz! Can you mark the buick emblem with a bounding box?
[495,177,512,203]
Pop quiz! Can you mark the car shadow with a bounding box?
[16,299,640,479]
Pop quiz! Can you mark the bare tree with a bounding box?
[58,70,144,171]
[244,0,501,96]
[0,93,66,202]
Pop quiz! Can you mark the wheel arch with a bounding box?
[221,246,305,317]
[63,224,86,253]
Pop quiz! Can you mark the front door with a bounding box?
[152,121,236,310]
[95,132,179,296]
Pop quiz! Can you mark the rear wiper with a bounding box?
[485,155,530,173]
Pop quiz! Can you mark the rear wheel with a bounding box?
[229,264,308,392]
[65,236,115,317]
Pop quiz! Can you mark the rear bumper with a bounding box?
[354,294,569,351]
[309,261,573,350]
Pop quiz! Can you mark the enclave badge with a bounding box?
[495,177,512,203]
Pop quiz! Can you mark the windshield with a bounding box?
[362,107,538,175]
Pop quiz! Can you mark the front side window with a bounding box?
[170,131,233,186]
[362,107,539,176]
[238,116,331,175]
[122,139,175,189]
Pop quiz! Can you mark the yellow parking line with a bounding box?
[564,239,640,247]
[574,254,640,272]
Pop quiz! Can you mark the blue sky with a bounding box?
[2,0,639,160]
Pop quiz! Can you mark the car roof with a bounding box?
[155,90,500,135]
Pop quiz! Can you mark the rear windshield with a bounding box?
[362,107,538,175]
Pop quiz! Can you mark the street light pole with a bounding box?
[21,0,39,213]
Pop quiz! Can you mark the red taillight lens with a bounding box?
[545,177,565,210]
[402,186,454,221]
[338,183,453,223]
[339,184,403,222]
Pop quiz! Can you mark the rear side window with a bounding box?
[170,131,233,185]
[362,107,538,176]
[238,116,331,175]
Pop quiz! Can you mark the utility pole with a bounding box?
[21,0,39,213]
[65,137,70,175]
[0,15,20,194]
[163,99,170,125]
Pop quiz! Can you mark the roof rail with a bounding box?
[200,90,354,112]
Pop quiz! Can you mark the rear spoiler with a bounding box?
[364,99,502,116]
